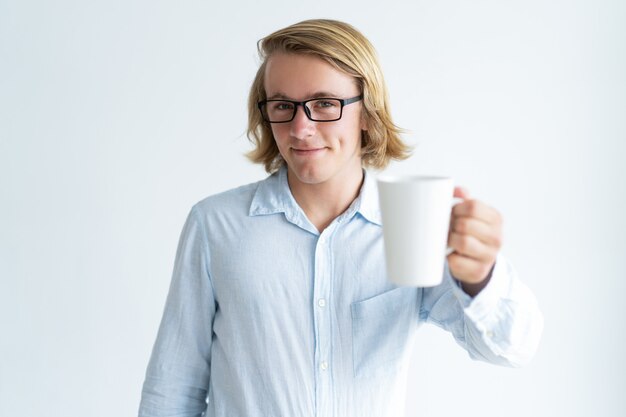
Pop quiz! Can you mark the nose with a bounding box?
[289,104,316,140]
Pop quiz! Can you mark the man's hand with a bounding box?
[447,187,503,296]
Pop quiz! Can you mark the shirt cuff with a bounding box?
[447,252,511,322]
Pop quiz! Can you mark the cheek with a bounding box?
[336,122,363,148]
[270,125,288,145]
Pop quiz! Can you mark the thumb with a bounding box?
[453,186,471,200]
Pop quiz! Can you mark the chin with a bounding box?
[288,163,331,185]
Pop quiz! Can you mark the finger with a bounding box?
[453,186,471,200]
[447,252,494,284]
[447,231,498,263]
[452,199,502,226]
[450,217,502,248]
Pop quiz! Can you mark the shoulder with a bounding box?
[192,179,263,218]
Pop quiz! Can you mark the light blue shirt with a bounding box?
[139,167,543,417]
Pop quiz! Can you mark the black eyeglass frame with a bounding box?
[257,95,363,123]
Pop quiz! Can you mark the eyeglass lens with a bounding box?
[263,99,342,122]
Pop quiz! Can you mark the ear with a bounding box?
[360,112,368,131]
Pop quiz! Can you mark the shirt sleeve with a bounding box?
[420,253,544,367]
[139,206,215,417]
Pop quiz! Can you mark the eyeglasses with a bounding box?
[257,95,363,123]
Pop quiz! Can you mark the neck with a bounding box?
[287,167,364,233]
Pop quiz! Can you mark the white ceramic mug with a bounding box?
[377,175,455,287]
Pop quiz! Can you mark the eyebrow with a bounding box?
[266,91,343,100]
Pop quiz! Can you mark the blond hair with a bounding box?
[247,19,411,173]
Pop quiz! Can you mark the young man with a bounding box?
[139,19,543,417]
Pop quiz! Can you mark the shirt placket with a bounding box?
[313,224,335,417]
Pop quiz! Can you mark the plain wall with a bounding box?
[1,0,624,416]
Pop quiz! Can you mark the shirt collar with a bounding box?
[249,165,382,227]
[249,166,296,216]
[355,169,382,226]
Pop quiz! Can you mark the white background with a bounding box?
[1,1,624,416]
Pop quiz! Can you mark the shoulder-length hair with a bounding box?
[247,19,411,173]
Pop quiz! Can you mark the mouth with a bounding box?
[291,147,327,156]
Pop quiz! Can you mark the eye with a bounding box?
[315,100,338,108]
[270,101,294,111]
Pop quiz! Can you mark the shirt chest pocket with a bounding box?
[350,287,420,379]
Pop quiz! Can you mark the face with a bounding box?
[263,52,366,188]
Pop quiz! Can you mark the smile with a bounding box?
[291,147,327,156]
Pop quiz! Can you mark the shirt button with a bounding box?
[318,298,326,308]
[486,331,494,338]
[320,361,328,371]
